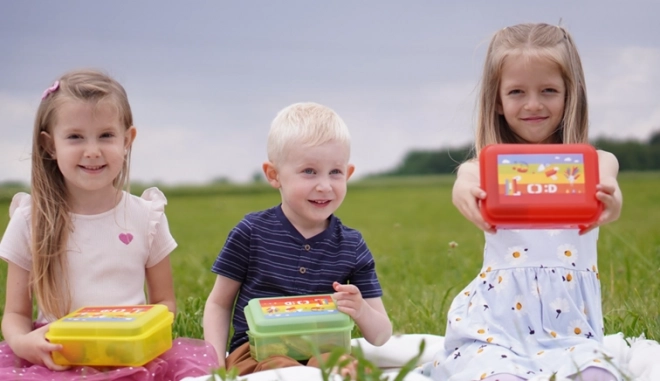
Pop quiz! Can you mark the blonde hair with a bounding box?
[267,102,351,164]
[31,69,134,319]
[474,23,588,155]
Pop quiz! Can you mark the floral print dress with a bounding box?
[423,228,623,380]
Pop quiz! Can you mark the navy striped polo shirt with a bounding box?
[211,204,383,353]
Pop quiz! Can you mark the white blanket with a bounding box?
[182,333,660,381]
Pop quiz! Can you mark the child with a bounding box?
[422,23,624,381]
[0,69,218,380]
[203,102,392,376]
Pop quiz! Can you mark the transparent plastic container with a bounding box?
[479,143,602,229]
[45,304,173,366]
[244,294,354,361]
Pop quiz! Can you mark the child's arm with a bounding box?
[332,282,392,346]
[452,160,495,233]
[145,256,176,314]
[580,150,623,234]
[203,275,241,368]
[1,262,68,370]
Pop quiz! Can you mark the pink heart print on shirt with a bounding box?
[119,233,134,245]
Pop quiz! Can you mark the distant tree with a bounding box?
[370,136,659,178]
[649,129,660,145]
[375,145,472,177]
[251,170,265,183]
[591,137,660,171]
[0,180,27,188]
[210,176,231,185]
[647,130,660,169]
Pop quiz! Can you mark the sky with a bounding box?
[1,1,658,185]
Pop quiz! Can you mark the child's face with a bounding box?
[42,100,134,202]
[271,140,354,236]
[497,55,566,143]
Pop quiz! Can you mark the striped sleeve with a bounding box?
[211,218,252,282]
[349,231,383,299]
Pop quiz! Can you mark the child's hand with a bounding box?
[332,282,365,319]
[13,325,69,371]
[453,184,496,234]
[580,183,622,235]
[452,161,496,233]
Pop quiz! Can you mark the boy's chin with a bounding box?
[307,210,336,224]
[308,213,334,222]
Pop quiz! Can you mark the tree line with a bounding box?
[373,130,660,177]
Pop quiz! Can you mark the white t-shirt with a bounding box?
[0,187,177,323]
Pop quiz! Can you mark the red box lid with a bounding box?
[479,144,602,229]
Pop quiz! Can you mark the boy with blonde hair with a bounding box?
[203,102,392,375]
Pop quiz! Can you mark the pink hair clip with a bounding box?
[41,80,60,100]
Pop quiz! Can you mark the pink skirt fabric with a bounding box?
[0,338,219,381]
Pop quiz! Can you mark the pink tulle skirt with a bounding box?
[0,338,219,381]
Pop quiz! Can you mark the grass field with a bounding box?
[0,173,658,344]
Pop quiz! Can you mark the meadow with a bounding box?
[0,173,658,344]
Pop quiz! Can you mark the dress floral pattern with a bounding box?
[423,229,623,380]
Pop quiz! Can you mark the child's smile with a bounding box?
[43,100,134,213]
[497,54,566,143]
[272,140,354,237]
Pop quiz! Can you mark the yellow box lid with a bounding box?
[47,305,172,338]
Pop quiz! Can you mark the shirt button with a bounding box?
[299,267,307,274]
[304,244,311,251]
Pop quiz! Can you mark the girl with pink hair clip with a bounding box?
[0,69,218,380]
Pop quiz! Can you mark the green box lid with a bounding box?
[244,294,353,335]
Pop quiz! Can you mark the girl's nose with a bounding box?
[84,142,101,158]
[524,95,543,111]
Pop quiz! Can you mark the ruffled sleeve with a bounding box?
[9,192,31,219]
[0,193,33,271]
[140,187,177,267]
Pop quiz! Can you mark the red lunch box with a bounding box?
[479,144,602,229]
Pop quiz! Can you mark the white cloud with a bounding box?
[0,93,37,183]
[0,142,32,183]
[316,80,477,178]
[127,80,478,184]
[130,122,264,185]
[586,46,660,141]
[1,4,659,185]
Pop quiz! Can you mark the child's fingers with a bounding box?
[335,300,362,319]
[470,186,487,200]
[41,351,69,371]
[597,192,620,220]
[333,282,359,294]
[596,190,615,205]
[596,183,616,195]
[465,205,494,233]
[43,342,63,353]
[32,341,68,371]
[581,190,620,234]
[456,189,495,233]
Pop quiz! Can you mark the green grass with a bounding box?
[0,173,659,345]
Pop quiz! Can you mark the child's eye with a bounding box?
[100,132,115,138]
[303,168,316,175]
[507,89,522,95]
[330,169,342,175]
[67,134,82,140]
[542,88,559,93]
